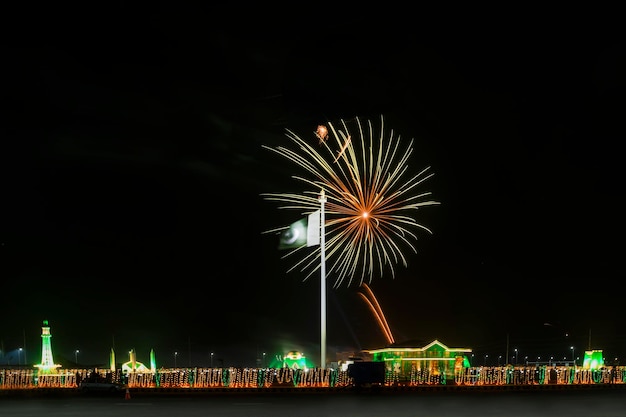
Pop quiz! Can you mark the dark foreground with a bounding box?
[2,387,626,417]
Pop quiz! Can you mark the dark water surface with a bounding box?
[2,389,626,417]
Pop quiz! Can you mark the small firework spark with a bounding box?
[262,115,439,288]
[314,125,328,144]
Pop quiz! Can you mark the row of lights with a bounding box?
[15,349,252,368]
[173,351,218,368]
[3,348,79,366]
[472,347,579,366]
[0,348,24,365]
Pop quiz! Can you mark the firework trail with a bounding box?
[262,115,439,288]
[357,283,395,345]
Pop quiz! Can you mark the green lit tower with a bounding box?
[34,319,60,373]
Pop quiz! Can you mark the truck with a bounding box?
[347,361,386,387]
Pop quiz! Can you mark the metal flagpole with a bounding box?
[319,189,327,368]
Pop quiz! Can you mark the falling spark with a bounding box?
[262,115,439,288]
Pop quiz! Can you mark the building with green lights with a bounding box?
[583,350,604,369]
[366,339,472,381]
[269,351,315,370]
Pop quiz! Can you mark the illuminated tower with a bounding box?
[110,348,116,372]
[34,319,60,373]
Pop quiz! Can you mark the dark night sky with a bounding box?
[2,5,625,368]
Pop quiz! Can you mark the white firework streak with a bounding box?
[262,115,440,288]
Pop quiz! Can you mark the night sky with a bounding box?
[3,5,625,368]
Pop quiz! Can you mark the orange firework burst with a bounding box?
[262,115,439,288]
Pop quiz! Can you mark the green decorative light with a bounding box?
[34,320,61,374]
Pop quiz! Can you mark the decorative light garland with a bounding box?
[2,366,625,389]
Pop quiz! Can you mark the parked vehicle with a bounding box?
[78,371,127,393]
[79,380,127,392]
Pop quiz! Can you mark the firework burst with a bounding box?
[262,115,439,288]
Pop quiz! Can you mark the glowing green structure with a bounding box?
[33,320,61,373]
[121,348,150,373]
[269,351,315,370]
[367,339,471,381]
[583,350,604,370]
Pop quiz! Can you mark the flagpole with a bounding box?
[319,189,327,368]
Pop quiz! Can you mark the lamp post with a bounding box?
[471,354,475,366]
[75,350,79,365]
[262,352,266,368]
[18,348,22,367]
[174,351,178,368]
[210,352,214,368]
[514,348,518,365]
[484,354,488,366]
[571,346,575,366]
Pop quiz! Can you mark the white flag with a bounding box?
[307,210,320,247]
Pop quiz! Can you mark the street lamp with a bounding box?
[484,354,488,366]
[210,352,214,368]
[514,348,518,365]
[571,346,575,365]
[262,352,266,368]
[174,351,178,368]
[75,350,79,365]
[18,348,22,367]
